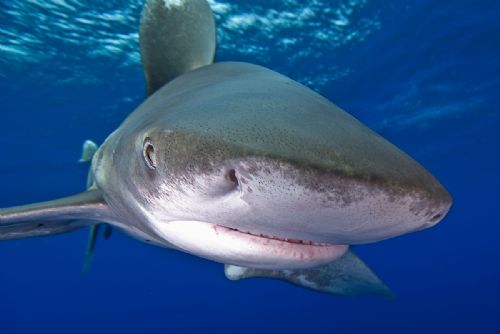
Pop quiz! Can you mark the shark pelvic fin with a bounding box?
[83,224,100,273]
[78,137,108,273]
[82,224,113,273]
[224,250,394,298]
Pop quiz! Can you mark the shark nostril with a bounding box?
[226,169,238,187]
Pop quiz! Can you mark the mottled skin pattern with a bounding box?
[92,62,451,246]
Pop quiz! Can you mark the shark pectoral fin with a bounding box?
[140,0,216,96]
[224,250,395,298]
[78,139,99,163]
[0,190,112,241]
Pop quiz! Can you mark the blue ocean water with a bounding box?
[0,0,499,333]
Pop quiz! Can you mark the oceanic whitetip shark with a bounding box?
[0,0,452,297]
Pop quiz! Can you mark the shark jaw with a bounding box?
[152,220,348,269]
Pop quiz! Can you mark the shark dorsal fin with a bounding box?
[139,0,216,96]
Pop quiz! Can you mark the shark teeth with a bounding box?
[223,226,331,247]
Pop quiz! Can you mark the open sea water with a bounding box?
[0,0,499,333]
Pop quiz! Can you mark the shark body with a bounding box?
[0,0,452,297]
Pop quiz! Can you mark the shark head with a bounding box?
[92,62,452,269]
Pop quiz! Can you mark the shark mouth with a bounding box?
[153,220,348,269]
[218,225,333,246]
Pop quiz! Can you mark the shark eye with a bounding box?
[143,137,157,170]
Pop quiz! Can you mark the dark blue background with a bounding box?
[1,1,499,333]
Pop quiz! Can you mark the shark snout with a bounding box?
[221,157,452,245]
[409,179,452,231]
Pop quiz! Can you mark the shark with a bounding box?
[0,0,452,297]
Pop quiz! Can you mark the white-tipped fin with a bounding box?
[79,140,99,163]
[140,0,216,96]
[225,250,394,298]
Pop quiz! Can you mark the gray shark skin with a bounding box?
[0,0,452,297]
